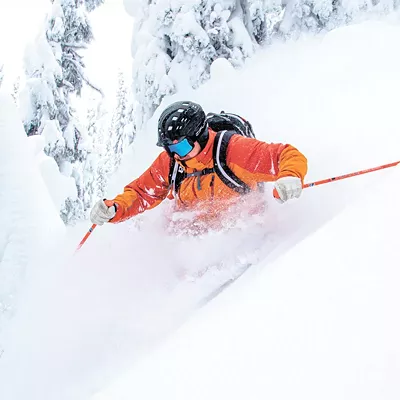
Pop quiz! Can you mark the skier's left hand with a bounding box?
[273,176,303,203]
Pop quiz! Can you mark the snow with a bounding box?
[0,0,49,90]
[229,16,256,59]
[0,93,64,332]
[95,164,400,400]
[80,0,132,99]
[94,17,400,400]
[1,11,400,400]
[28,134,78,209]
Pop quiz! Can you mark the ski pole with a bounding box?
[75,224,97,252]
[76,161,399,249]
[274,160,400,199]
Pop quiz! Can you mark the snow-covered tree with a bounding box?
[111,71,136,169]
[277,0,342,36]
[20,0,104,224]
[49,0,103,98]
[84,0,105,12]
[76,72,137,213]
[128,0,269,127]
[11,76,21,105]
[274,0,400,39]
[126,0,400,127]
[20,34,66,140]
[81,99,107,211]
[84,105,100,208]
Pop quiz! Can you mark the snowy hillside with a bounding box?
[0,15,400,400]
[94,17,400,400]
[95,164,400,400]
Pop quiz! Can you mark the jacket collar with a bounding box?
[178,128,216,170]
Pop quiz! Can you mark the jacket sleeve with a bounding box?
[226,135,308,184]
[108,152,171,223]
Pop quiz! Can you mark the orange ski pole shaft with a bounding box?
[303,161,400,188]
[75,224,97,252]
[274,160,400,199]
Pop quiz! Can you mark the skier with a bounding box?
[90,101,308,233]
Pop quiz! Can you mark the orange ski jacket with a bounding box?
[107,129,308,225]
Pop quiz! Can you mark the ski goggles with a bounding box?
[165,137,194,158]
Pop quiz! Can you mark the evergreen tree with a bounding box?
[11,76,21,105]
[277,0,342,36]
[126,0,400,127]
[84,0,105,12]
[82,106,98,212]
[127,0,279,126]
[82,99,106,211]
[20,0,105,224]
[20,34,66,158]
[111,71,136,170]
[112,71,127,166]
[276,0,400,37]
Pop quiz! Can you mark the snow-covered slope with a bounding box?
[95,162,400,400]
[1,16,400,400]
[93,18,400,400]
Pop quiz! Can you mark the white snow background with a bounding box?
[0,12,400,400]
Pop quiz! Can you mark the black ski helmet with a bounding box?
[157,101,209,149]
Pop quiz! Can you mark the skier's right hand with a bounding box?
[90,200,116,225]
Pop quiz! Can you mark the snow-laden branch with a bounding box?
[63,42,88,50]
[82,74,104,97]
[62,54,104,97]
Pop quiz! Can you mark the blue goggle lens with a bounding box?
[167,138,194,157]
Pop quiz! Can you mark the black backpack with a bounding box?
[168,111,257,197]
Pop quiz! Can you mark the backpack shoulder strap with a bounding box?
[168,131,254,197]
[213,130,251,195]
[168,158,186,198]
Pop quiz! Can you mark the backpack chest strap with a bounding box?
[185,167,215,190]
[170,161,215,194]
[185,167,215,178]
